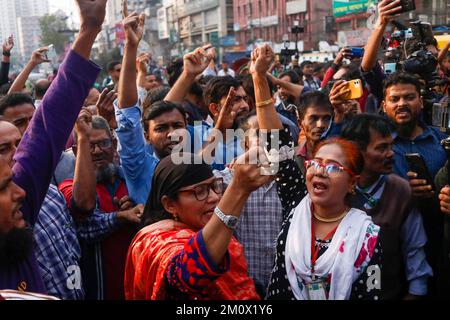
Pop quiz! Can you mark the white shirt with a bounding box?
[218,68,235,77]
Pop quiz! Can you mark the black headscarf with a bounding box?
[142,153,214,227]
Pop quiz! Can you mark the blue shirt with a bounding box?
[192,121,244,171]
[114,102,159,205]
[34,185,121,300]
[393,125,448,179]
[401,207,434,295]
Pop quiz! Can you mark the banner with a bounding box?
[333,0,374,17]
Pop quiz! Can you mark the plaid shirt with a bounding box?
[34,185,120,300]
[214,168,283,291]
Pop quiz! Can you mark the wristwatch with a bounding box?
[214,207,239,230]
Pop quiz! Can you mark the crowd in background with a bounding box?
[1,0,450,301]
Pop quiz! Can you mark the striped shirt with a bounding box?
[214,167,283,291]
[34,185,120,300]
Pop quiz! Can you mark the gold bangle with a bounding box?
[256,98,273,108]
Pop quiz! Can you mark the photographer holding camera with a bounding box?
[361,0,450,298]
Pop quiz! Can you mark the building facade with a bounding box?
[0,0,49,59]
[17,16,42,59]
[233,0,334,52]
[158,0,234,60]
[0,0,19,48]
[334,0,450,47]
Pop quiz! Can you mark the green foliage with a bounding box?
[39,14,70,54]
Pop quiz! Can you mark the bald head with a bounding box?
[35,80,51,100]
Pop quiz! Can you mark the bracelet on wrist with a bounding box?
[256,98,274,108]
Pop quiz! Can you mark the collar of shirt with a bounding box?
[394,123,437,142]
[297,138,309,159]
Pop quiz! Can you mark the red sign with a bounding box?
[115,24,125,45]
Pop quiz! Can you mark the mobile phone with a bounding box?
[342,79,364,100]
[350,47,365,58]
[405,153,434,189]
[396,0,416,14]
[384,62,397,74]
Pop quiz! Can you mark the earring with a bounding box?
[173,215,179,222]
[350,187,356,195]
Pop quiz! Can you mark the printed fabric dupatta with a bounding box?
[124,219,260,300]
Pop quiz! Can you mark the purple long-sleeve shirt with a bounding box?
[0,50,100,293]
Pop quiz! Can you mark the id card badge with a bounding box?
[306,280,327,300]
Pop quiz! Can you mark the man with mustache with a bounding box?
[382,72,448,297]
[59,114,142,300]
[342,114,432,300]
[294,91,333,175]
[195,76,251,170]
[0,0,107,294]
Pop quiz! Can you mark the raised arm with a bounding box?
[267,72,304,99]
[114,0,158,205]
[0,36,13,86]
[118,0,146,109]
[72,109,96,213]
[96,88,118,129]
[199,87,236,161]
[136,53,150,90]
[164,45,215,103]
[361,0,402,72]
[251,45,307,214]
[250,45,282,130]
[8,48,49,94]
[12,0,105,226]
[201,147,271,265]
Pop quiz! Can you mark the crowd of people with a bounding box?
[1,0,450,300]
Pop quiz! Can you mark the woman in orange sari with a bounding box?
[124,152,270,300]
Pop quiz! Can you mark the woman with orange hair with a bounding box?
[248,44,382,300]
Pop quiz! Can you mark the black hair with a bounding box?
[107,61,121,72]
[341,113,395,151]
[279,70,300,84]
[0,93,35,115]
[203,76,241,107]
[313,63,325,73]
[300,60,313,70]
[383,72,421,99]
[297,91,332,122]
[0,83,11,96]
[142,101,187,133]
[239,74,275,109]
[166,58,203,97]
[143,86,171,114]
[166,58,184,87]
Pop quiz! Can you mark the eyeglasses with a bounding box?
[178,178,225,201]
[304,159,355,177]
[90,139,113,151]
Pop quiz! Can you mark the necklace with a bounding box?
[313,208,349,223]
